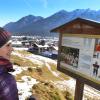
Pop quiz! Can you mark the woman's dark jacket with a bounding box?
[0,57,19,100]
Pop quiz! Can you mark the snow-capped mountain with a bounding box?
[3,9,100,36]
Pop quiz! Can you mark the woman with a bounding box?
[0,27,19,100]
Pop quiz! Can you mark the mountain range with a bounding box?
[3,9,100,37]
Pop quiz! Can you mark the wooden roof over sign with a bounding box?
[51,17,100,35]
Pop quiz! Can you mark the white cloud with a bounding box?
[23,0,33,10]
[41,0,48,8]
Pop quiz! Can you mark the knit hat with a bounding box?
[0,27,11,48]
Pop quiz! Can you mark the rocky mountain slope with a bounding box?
[4,9,100,36]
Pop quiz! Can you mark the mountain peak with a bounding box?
[55,10,68,14]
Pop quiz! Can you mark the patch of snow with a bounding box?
[26,56,44,66]
[17,76,38,100]
[45,62,59,77]
[53,78,76,92]
[13,47,28,50]
[11,65,23,76]
[11,65,28,76]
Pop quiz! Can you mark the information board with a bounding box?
[60,34,100,84]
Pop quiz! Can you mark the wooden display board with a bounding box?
[51,18,100,100]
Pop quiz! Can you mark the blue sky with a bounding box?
[0,0,100,27]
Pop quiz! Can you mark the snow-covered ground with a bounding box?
[11,49,100,100]
[11,65,38,100]
[17,76,38,100]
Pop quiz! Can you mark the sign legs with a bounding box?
[74,79,84,100]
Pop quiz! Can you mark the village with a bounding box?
[11,36,58,59]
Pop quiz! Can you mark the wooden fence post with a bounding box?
[74,79,84,100]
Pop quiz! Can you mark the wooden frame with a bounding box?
[51,17,100,100]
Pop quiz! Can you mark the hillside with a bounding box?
[11,49,100,100]
[4,9,100,37]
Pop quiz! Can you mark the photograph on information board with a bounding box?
[60,46,79,68]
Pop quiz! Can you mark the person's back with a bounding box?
[93,62,99,69]
[93,61,99,76]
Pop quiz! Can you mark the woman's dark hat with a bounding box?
[0,27,11,48]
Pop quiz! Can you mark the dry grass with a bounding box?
[11,54,38,67]
[15,65,64,82]
[48,62,70,80]
[31,82,67,100]
[12,50,70,81]
[15,50,31,55]
[12,50,73,100]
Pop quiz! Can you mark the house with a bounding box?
[12,40,22,47]
[41,46,58,59]
[28,43,49,54]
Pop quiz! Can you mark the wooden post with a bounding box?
[74,79,84,100]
